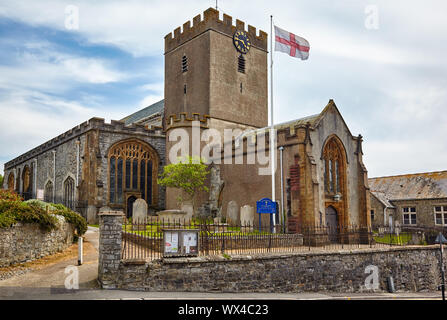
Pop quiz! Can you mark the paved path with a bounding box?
[0,226,100,299]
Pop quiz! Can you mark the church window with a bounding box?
[108,139,159,206]
[63,177,75,210]
[7,173,14,191]
[323,137,345,196]
[370,209,375,221]
[182,55,188,73]
[402,207,416,225]
[44,181,53,203]
[22,165,32,200]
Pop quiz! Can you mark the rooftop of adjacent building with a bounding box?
[121,99,164,126]
[369,170,447,202]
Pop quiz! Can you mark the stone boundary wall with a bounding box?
[0,216,75,267]
[98,212,443,292]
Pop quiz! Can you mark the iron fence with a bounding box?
[121,218,430,260]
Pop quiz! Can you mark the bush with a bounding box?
[0,200,58,231]
[0,198,87,237]
[50,203,88,236]
[0,189,23,202]
[24,200,88,236]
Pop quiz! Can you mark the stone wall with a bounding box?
[0,216,75,267]
[113,246,441,293]
[98,213,442,292]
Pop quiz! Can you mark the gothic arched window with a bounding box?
[7,173,15,191]
[44,181,53,203]
[108,139,159,206]
[323,137,345,195]
[64,177,75,210]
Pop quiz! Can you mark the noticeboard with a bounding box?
[256,198,277,214]
[163,229,199,257]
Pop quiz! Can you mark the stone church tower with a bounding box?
[164,8,268,132]
[163,8,269,209]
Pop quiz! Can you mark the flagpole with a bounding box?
[270,15,276,232]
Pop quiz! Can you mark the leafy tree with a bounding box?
[158,156,209,207]
[0,174,3,188]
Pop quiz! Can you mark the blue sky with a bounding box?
[0,0,446,178]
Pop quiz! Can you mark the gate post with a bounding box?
[98,210,125,289]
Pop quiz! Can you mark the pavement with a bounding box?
[0,226,444,300]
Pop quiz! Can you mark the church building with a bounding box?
[2,8,371,233]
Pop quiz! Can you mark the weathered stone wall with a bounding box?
[113,246,441,293]
[0,216,75,267]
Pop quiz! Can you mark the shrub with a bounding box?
[0,189,23,202]
[24,200,88,236]
[0,200,58,231]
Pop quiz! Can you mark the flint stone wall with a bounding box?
[114,246,441,293]
[0,216,75,267]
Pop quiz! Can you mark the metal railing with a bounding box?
[121,218,429,261]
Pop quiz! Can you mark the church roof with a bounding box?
[369,171,447,201]
[121,99,164,125]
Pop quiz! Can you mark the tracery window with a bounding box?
[64,177,75,210]
[108,140,158,206]
[323,138,344,194]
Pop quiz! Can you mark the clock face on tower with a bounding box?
[233,30,251,54]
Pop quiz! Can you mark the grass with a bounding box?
[373,232,412,245]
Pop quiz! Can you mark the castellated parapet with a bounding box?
[164,7,268,54]
[165,112,210,130]
[4,118,165,170]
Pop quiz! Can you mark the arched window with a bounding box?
[44,181,53,203]
[7,173,15,191]
[108,139,159,206]
[323,137,345,195]
[64,177,75,210]
[22,165,31,200]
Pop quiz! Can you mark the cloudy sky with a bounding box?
[0,0,446,178]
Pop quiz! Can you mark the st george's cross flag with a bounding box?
[274,25,310,60]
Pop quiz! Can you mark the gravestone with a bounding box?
[240,205,254,230]
[227,200,239,226]
[181,201,194,220]
[132,198,148,225]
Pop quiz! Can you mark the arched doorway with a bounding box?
[325,206,339,243]
[127,195,137,219]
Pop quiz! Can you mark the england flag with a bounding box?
[274,25,310,60]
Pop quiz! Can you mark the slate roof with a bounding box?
[369,171,447,201]
[121,99,164,125]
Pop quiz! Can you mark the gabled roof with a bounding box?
[369,171,447,201]
[370,191,395,208]
[121,99,164,126]
[236,99,354,139]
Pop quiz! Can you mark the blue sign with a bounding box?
[256,198,277,214]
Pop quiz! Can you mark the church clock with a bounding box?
[233,30,251,54]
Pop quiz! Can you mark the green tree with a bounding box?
[158,156,209,207]
[0,174,3,188]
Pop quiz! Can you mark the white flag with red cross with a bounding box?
[274,25,310,60]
